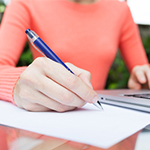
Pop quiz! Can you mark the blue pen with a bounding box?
[25,29,103,110]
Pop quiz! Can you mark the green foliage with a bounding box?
[105,52,129,89]
[17,43,33,66]
[142,37,150,62]
[0,1,5,23]
[140,26,150,63]
[0,4,5,13]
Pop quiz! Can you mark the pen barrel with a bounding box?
[34,38,74,74]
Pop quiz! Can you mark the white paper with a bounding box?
[0,100,150,148]
[127,0,150,25]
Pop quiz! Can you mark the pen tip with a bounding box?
[93,101,103,110]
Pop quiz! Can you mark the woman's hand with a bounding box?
[13,57,98,112]
[128,64,150,89]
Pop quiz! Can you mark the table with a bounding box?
[0,125,150,150]
[135,128,150,150]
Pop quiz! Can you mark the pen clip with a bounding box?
[27,36,46,57]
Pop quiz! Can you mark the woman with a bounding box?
[0,0,149,112]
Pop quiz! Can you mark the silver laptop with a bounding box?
[97,89,150,113]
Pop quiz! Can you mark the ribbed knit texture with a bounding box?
[0,0,148,104]
[0,66,26,103]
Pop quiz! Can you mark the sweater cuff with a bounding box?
[0,66,27,104]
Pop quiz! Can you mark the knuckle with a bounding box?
[86,72,92,83]
[83,89,94,101]
[85,70,91,78]
[132,65,140,73]
[20,76,32,86]
[132,64,149,74]
[87,72,91,80]
[19,75,33,88]
[20,70,42,89]
[128,81,132,89]
[19,88,29,100]
[60,92,73,104]
[34,57,43,64]
[65,76,78,89]
[20,69,35,85]
[144,64,150,73]
[20,71,31,81]
[143,64,149,68]
[33,57,46,68]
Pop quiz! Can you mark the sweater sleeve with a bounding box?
[0,0,30,103]
[119,3,149,72]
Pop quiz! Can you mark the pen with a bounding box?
[25,29,103,110]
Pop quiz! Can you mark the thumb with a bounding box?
[128,77,141,90]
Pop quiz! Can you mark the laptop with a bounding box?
[97,89,150,113]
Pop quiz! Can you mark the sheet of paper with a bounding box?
[127,0,150,25]
[0,100,150,149]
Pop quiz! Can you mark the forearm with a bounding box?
[0,0,31,103]
[119,4,148,72]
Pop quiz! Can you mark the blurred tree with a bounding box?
[105,51,129,89]
[0,0,5,23]
[16,43,33,67]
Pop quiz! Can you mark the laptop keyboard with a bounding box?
[125,94,150,99]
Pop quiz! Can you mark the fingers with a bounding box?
[40,58,98,103]
[20,101,51,112]
[132,65,148,83]
[37,75,86,107]
[146,68,150,88]
[134,69,146,83]
[14,57,97,112]
[128,64,150,89]
[14,83,76,112]
[128,78,141,90]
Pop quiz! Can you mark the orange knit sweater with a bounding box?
[0,0,148,104]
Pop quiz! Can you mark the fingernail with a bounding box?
[89,83,93,89]
[92,96,98,103]
[141,77,146,82]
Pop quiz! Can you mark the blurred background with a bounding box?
[0,0,150,90]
